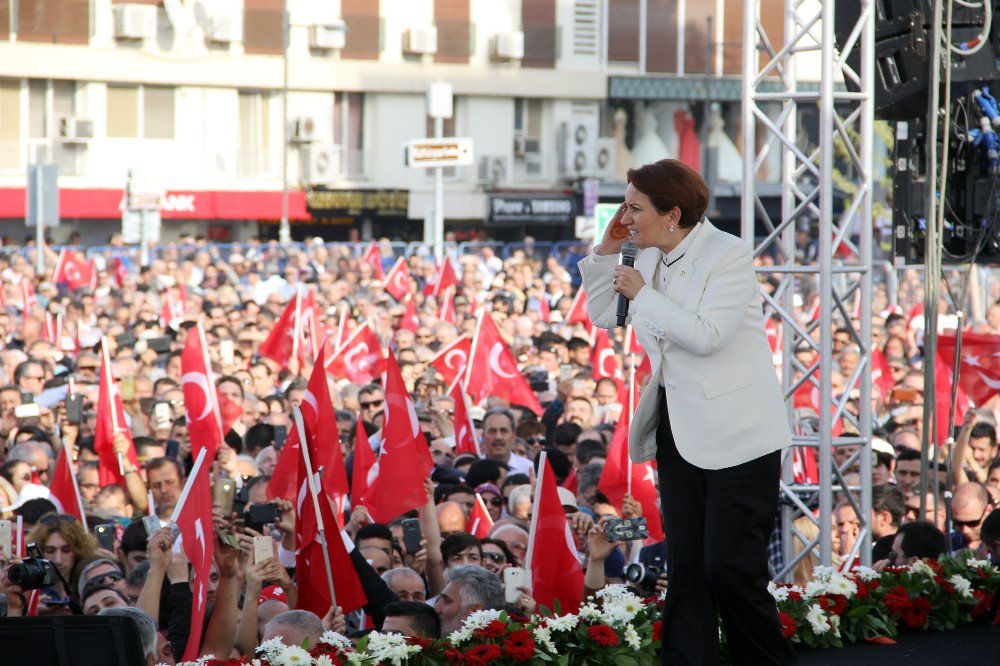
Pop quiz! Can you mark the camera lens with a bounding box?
[7,559,46,590]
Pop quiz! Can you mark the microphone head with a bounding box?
[620,242,639,260]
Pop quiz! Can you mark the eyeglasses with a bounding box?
[485,496,503,506]
[526,437,546,445]
[77,366,98,372]
[953,506,988,529]
[360,399,384,410]
[89,571,124,588]
[482,551,506,564]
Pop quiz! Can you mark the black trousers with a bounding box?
[656,393,796,666]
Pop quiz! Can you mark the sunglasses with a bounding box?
[526,437,546,445]
[482,551,506,563]
[485,496,503,506]
[953,506,988,529]
[90,571,124,587]
[40,513,77,526]
[360,399,384,409]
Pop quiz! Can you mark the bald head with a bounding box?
[953,482,990,511]
[437,501,467,534]
[262,610,324,649]
[488,523,529,565]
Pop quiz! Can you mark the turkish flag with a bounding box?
[361,242,384,280]
[527,455,584,614]
[267,421,302,504]
[424,257,459,297]
[564,288,592,333]
[933,354,970,445]
[160,286,187,329]
[400,294,420,333]
[333,304,353,352]
[300,289,323,361]
[172,452,214,662]
[591,327,620,381]
[449,379,481,457]
[792,446,819,485]
[468,493,494,538]
[22,281,37,313]
[181,324,225,462]
[326,321,386,385]
[536,294,551,323]
[597,384,665,542]
[871,348,896,399]
[626,325,643,355]
[48,447,88,529]
[466,313,543,415]
[384,257,413,302]
[259,295,300,369]
[439,287,457,324]
[295,456,368,616]
[94,343,139,487]
[428,335,471,385]
[937,332,1000,406]
[363,352,434,524]
[111,257,127,286]
[350,418,377,512]
[52,249,94,291]
[217,391,243,435]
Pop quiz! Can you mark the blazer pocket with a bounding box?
[702,366,753,399]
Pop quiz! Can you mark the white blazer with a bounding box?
[578,221,792,470]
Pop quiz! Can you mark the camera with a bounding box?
[7,543,58,591]
[244,503,280,534]
[527,370,549,393]
[622,562,662,594]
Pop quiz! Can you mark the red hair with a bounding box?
[626,159,709,228]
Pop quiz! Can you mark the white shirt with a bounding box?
[504,452,534,477]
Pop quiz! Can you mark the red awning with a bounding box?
[0,188,311,221]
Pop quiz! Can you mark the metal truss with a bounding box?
[741,0,874,578]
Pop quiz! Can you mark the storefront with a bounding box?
[0,187,310,245]
[485,192,578,241]
[299,188,418,241]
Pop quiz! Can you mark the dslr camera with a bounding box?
[7,543,58,591]
[622,562,663,595]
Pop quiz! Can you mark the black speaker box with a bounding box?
[0,616,147,665]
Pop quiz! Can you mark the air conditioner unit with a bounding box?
[593,138,618,179]
[307,144,341,184]
[56,116,95,142]
[560,118,597,177]
[477,155,508,184]
[205,12,242,43]
[310,24,346,50]
[513,134,541,157]
[492,31,525,61]
[404,27,438,55]
[290,117,316,143]
[113,4,158,39]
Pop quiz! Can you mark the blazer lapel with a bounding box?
[664,222,713,304]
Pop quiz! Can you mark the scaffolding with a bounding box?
[741,0,875,576]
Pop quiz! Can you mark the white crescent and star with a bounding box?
[344,342,370,373]
[181,371,213,420]
[444,349,468,371]
[488,343,518,379]
[977,371,1000,390]
[598,348,615,376]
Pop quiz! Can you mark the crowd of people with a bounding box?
[0,234,996,664]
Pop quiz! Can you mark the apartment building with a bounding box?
[0,0,787,245]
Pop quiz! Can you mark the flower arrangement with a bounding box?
[173,554,998,666]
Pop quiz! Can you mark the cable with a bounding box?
[944,0,992,55]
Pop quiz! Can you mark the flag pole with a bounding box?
[524,451,547,574]
[459,380,482,457]
[169,448,209,524]
[64,450,89,532]
[293,405,338,609]
[292,285,303,367]
[101,337,125,477]
[464,311,485,387]
[50,248,64,285]
[626,352,636,497]
[473,492,494,534]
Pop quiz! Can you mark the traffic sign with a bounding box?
[26,165,59,228]
[406,138,474,168]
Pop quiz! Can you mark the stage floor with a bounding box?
[794,623,999,665]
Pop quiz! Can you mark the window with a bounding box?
[28,79,77,138]
[238,91,271,176]
[107,85,175,139]
[334,92,365,177]
[0,80,19,141]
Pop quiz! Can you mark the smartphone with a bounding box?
[148,337,172,353]
[253,535,275,564]
[401,518,422,555]
[503,567,527,604]
[120,375,136,401]
[214,478,236,515]
[219,339,235,367]
[94,524,115,551]
[273,425,287,450]
[20,390,34,405]
[142,514,161,538]
[890,387,919,403]
[65,393,84,424]
[116,332,137,348]
[14,403,41,419]
[165,439,180,459]
[244,503,281,534]
[0,520,12,560]
[153,402,172,430]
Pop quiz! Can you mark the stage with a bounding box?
[795,623,999,665]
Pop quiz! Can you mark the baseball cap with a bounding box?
[557,487,579,512]
[258,585,288,606]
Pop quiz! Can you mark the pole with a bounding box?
[293,406,338,609]
[35,165,45,275]
[524,450,547,573]
[139,207,149,268]
[279,0,291,245]
[434,116,444,261]
[703,16,717,217]
[626,350,635,496]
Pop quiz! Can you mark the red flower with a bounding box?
[503,629,536,661]
[778,611,797,639]
[902,596,931,629]
[463,643,503,665]
[587,624,620,647]
[444,648,465,663]
[474,619,508,639]
[940,580,955,595]
[883,585,912,616]
[652,620,663,643]
[787,589,803,602]
[818,594,847,616]
[972,591,995,619]
[407,635,434,649]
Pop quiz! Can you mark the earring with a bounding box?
[669,225,675,233]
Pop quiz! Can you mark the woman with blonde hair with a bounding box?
[791,516,821,588]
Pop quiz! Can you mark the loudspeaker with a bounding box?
[0,616,147,665]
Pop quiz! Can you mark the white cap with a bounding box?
[2,483,51,512]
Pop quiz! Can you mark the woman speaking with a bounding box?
[579,159,796,665]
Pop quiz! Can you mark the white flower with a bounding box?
[448,627,473,644]
[533,625,557,653]
[966,557,991,570]
[316,656,336,666]
[279,645,313,665]
[578,602,603,621]
[596,584,632,601]
[812,566,839,582]
[461,608,503,630]
[806,604,830,635]
[768,581,789,602]
[910,560,934,578]
[364,632,420,666]
[949,574,974,598]
[346,653,366,666]
[258,638,286,660]
[853,566,880,582]
[804,581,827,598]
[826,574,858,598]
[546,614,579,632]
[320,631,353,651]
[829,614,841,638]
[624,625,641,650]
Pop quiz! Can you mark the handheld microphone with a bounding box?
[616,242,639,327]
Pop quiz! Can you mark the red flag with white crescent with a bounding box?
[590,327,620,381]
[425,257,459,297]
[465,313,543,415]
[400,294,420,333]
[172,451,214,662]
[180,323,225,462]
[526,455,583,614]
[384,257,413,302]
[94,342,139,487]
[428,335,471,386]
[48,447,88,530]
[564,288,592,333]
[449,378,481,457]
[350,418,377,512]
[326,321,386,384]
[53,249,94,291]
[468,493,494,538]
[361,242,384,280]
